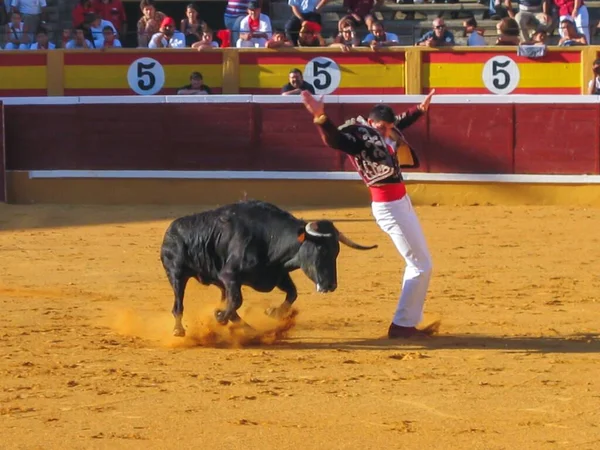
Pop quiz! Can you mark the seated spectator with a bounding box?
[529,29,548,44]
[266,28,293,48]
[587,58,600,94]
[92,0,126,38]
[285,0,327,46]
[180,3,206,47]
[416,18,455,47]
[148,16,185,48]
[60,28,71,47]
[72,0,94,28]
[236,0,272,48]
[65,25,93,48]
[330,21,359,51]
[362,21,399,48]
[495,17,521,45]
[177,71,212,95]
[11,0,47,43]
[4,11,30,49]
[297,20,324,46]
[281,68,315,95]
[505,0,551,42]
[338,0,380,33]
[29,27,55,49]
[463,17,486,46]
[137,0,166,47]
[87,12,117,41]
[558,17,587,45]
[95,24,122,47]
[192,28,219,50]
[554,0,590,45]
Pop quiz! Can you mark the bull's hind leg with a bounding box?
[266,273,298,319]
[169,274,190,337]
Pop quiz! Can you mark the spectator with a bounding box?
[297,20,324,46]
[362,20,399,48]
[65,25,93,48]
[72,0,94,28]
[236,0,272,47]
[285,0,328,45]
[11,0,47,42]
[266,28,293,48]
[330,21,359,51]
[180,3,205,47]
[4,11,30,49]
[224,0,249,45]
[587,58,600,94]
[192,28,219,50]
[505,0,551,42]
[0,0,7,28]
[553,0,589,45]
[148,16,185,48]
[281,68,315,95]
[416,18,455,47]
[338,0,381,33]
[137,0,166,47]
[495,17,521,44]
[463,17,486,46]
[177,71,212,95]
[88,12,117,41]
[95,24,122,47]
[558,16,587,45]
[529,29,548,44]
[29,26,55,49]
[92,0,127,40]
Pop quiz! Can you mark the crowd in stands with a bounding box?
[0,0,597,50]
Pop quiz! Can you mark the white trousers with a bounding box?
[371,195,432,327]
[559,5,590,44]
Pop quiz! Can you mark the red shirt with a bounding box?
[553,0,582,16]
[93,0,126,31]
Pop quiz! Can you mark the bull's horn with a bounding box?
[305,222,332,238]
[338,231,378,251]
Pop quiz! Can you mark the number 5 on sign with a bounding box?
[482,55,520,95]
[127,57,165,96]
[303,57,341,95]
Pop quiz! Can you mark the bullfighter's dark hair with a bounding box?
[368,104,395,124]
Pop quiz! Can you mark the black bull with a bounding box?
[160,200,377,337]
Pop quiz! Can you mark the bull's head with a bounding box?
[297,220,377,293]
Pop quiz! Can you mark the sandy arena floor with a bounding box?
[1,203,599,450]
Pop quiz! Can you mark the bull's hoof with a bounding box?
[173,327,186,337]
[214,309,229,325]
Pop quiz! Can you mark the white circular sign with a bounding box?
[482,55,520,95]
[303,57,341,95]
[127,57,165,96]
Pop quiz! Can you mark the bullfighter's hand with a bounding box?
[301,90,325,118]
[418,89,435,112]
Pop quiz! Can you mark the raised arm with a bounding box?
[301,91,362,155]
[395,89,435,129]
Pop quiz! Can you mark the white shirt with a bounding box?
[89,19,118,41]
[94,38,122,48]
[361,32,399,44]
[588,77,600,94]
[148,31,186,48]
[467,32,487,46]
[29,41,56,49]
[11,0,46,15]
[238,13,272,39]
[65,39,93,49]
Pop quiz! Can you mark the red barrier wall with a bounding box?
[0,102,5,202]
[4,102,600,175]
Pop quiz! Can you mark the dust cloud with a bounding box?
[107,302,299,349]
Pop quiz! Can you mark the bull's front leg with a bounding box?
[169,275,190,337]
[215,271,243,325]
[266,273,298,319]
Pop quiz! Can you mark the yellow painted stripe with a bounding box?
[240,63,404,89]
[424,62,580,88]
[0,66,47,89]
[64,64,223,89]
